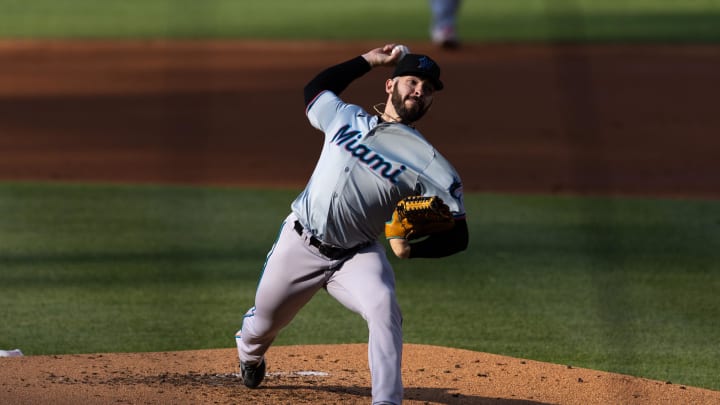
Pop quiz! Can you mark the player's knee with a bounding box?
[364,291,402,326]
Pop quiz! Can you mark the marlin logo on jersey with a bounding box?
[331,125,407,184]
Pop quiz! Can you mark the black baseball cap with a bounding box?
[392,54,444,91]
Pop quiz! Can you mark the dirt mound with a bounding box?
[1,344,716,404]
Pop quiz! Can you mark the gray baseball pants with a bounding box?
[236,212,403,404]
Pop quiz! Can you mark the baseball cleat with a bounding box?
[240,358,266,388]
[432,27,460,50]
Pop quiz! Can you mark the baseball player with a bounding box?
[235,44,468,404]
[430,0,461,48]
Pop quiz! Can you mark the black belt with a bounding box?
[293,220,369,260]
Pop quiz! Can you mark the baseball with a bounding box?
[391,45,410,59]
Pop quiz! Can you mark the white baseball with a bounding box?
[391,45,410,59]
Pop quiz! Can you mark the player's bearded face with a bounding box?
[391,80,432,123]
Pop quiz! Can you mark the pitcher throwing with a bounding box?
[235,43,469,405]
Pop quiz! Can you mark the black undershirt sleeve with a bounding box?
[304,56,372,107]
[408,219,469,259]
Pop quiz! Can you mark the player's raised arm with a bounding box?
[303,44,403,107]
[361,44,405,67]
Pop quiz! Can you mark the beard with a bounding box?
[390,84,430,123]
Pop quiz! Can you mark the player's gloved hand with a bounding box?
[385,195,455,240]
[385,209,408,239]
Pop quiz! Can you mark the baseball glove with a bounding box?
[385,195,455,240]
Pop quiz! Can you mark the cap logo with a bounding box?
[392,54,443,90]
[417,56,435,71]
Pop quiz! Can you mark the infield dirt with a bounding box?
[1,40,719,404]
[1,40,719,197]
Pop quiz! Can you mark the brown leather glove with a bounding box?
[385,196,455,240]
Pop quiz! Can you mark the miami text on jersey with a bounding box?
[331,125,407,184]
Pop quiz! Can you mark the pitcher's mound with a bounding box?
[0,343,716,404]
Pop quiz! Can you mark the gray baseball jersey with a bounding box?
[292,89,465,248]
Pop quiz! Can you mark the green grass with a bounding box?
[1,182,719,390]
[0,182,292,353]
[1,0,720,41]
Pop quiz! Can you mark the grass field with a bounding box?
[1,0,720,41]
[1,182,719,390]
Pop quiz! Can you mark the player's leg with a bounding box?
[325,243,403,405]
[236,214,329,365]
[429,0,461,48]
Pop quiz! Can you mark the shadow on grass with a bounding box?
[0,248,262,286]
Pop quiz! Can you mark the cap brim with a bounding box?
[397,70,444,91]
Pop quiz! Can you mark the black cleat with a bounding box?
[240,358,266,388]
[432,26,461,50]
